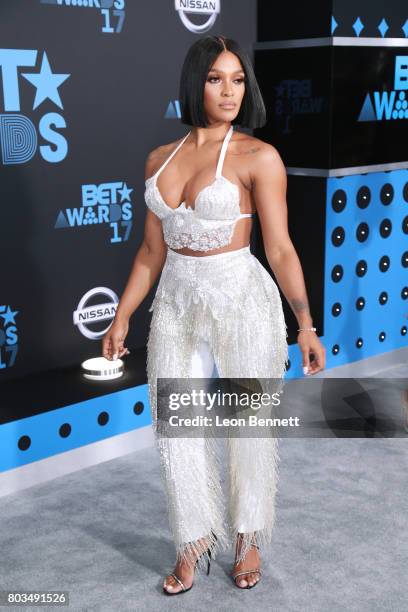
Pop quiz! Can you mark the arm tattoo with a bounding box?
[290,298,310,314]
[230,145,261,157]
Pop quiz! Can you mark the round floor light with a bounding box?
[81,356,124,380]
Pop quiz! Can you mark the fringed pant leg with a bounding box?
[146,290,229,571]
[209,251,289,565]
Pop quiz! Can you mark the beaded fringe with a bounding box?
[146,247,289,570]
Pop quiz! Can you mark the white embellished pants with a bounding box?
[146,245,289,569]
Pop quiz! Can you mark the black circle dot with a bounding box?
[18,435,31,451]
[332,303,342,316]
[332,344,340,355]
[403,182,408,203]
[356,337,363,348]
[356,297,365,311]
[332,189,347,213]
[380,183,394,205]
[401,252,408,268]
[379,218,392,238]
[401,326,407,336]
[379,291,388,305]
[98,412,109,426]
[133,402,144,416]
[379,255,390,272]
[378,331,386,342]
[356,186,371,209]
[356,260,367,277]
[356,222,369,242]
[59,423,71,438]
[332,226,345,246]
[402,215,408,234]
[331,264,343,282]
[401,286,408,300]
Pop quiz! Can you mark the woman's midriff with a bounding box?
[168,216,254,257]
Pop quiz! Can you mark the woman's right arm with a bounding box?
[101,152,167,361]
[113,211,167,324]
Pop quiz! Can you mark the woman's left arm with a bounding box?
[251,143,326,375]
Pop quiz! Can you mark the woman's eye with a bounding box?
[207,77,245,84]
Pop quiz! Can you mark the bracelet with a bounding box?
[297,327,317,332]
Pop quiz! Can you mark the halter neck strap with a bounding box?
[154,130,191,179]
[215,125,234,178]
[154,125,233,180]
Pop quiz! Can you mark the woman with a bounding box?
[102,35,325,595]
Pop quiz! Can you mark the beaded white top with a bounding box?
[144,125,255,251]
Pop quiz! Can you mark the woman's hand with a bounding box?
[102,316,130,361]
[297,330,326,375]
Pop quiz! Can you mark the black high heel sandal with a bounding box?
[163,532,217,595]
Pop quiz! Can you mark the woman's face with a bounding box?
[203,50,246,125]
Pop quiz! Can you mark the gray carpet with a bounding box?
[1,431,407,611]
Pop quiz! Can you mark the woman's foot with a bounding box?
[230,533,261,588]
[163,537,209,594]
[163,557,195,594]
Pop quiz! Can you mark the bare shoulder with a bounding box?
[230,131,279,157]
[229,131,285,190]
[230,131,284,174]
[144,137,183,180]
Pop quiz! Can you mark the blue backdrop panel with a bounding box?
[325,170,408,363]
[0,384,150,472]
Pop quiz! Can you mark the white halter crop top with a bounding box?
[144,125,255,252]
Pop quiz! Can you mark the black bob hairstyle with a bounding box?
[179,35,267,129]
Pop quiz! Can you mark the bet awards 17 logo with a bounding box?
[54,181,134,244]
[358,55,408,122]
[40,0,126,34]
[0,49,70,165]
